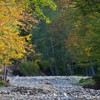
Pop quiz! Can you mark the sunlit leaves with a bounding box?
[0,0,57,67]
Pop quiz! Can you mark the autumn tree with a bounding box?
[0,0,56,80]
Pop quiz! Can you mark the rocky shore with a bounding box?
[0,76,100,100]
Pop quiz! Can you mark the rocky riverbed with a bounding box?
[0,76,100,100]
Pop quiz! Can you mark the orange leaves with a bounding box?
[19,11,38,32]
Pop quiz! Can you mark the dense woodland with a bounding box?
[0,0,100,78]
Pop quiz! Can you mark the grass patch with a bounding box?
[79,78,95,86]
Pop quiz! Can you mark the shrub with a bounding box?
[93,74,100,82]
[19,61,39,76]
[0,80,4,86]
[79,78,95,86]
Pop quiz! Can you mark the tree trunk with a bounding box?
[3,65,7,82]
[51,40,58,75]
[90,66,95,76]
[85,67,89,76]
[90,57,95,76]
[70,62,74,75]
[60,51,67,75]
[45,45,55,75]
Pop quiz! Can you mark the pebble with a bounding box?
[0,76,99,100]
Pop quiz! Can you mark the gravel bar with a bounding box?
[0,76,99,100]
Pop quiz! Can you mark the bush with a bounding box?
[93,74,100,90]
[0,80,4,86]
[79,76,100,90]
[79,78,95,86]
[19,61,39,76]
[93,74,100,82]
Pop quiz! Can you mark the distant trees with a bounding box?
[66,0,100,75]
[31,0,100,76]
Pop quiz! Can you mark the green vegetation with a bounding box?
[0,80,4,86]
[19,62,39,76]
[30,0,100,76]
[0,0,100,79]
[79,75,100,89]
[93,75,100,83]
[79,78,95,86]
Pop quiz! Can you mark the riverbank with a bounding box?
[0,76,100,100]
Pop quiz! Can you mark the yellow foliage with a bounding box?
[85,47,91,57]
[0,0,33,66]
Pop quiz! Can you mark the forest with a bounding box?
[0,0,100,79]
